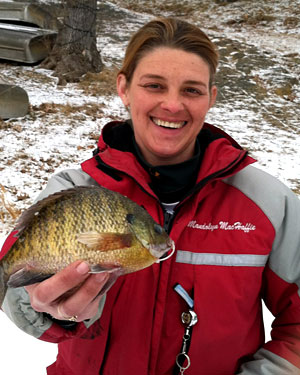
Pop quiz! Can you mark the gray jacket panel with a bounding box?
[224,165,300,374]
[238,348,300,374]
[224,165,300,288]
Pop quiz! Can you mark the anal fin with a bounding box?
[7,268,53,288]
[89,264,121,274]
[93,268,123,299]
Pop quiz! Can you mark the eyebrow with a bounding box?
[140,74,208,87]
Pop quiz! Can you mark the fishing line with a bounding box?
[156,242,175,263]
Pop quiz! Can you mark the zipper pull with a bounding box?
[163,210,173,232]
[174,284,194,309]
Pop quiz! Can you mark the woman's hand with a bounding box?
[25,261,110,322]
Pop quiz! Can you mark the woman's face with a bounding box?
[117,47,217,166]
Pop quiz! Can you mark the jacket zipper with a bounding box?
[163,209,175,233]
[94,149,248,234]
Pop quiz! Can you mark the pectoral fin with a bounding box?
[77,232,133,251]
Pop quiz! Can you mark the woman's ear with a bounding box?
[209,85,218,108]
[117,74,130,107]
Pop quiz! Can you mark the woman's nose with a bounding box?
[160,91,184,113]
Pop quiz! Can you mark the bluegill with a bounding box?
[0,186,174,306]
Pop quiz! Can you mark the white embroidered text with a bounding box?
[187,221,256,233]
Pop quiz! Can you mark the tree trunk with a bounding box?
[41,0,103,83]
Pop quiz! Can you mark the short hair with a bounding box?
[118,17,219,88]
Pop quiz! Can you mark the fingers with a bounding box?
[26,261,90,310]
[25,261,112,322]
[56,273,110,321]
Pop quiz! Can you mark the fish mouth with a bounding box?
[151,117,187,129]
[150,238,175,260]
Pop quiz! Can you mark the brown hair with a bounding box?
[118,17,219,88]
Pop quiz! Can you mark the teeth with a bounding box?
[152,118,186,129]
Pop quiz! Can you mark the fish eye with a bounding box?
[154,223,163,235]
[126,214,135,224]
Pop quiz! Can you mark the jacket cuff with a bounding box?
[2,287,106,342]
[2,287,52,338]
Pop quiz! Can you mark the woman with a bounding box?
[2,17,300,374]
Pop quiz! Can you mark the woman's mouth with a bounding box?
[151,117,187,129]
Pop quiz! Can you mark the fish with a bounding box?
[0,186,175,307]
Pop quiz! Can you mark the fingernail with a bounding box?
[95,273,109,283]
[76,261,90,275]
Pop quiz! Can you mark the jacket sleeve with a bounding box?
[232,167,300,374]
[2,286,106,342]
[1,169,105,342]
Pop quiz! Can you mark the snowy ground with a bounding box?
[0,0,299,373]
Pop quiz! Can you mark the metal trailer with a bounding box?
[0,84,29,119]
[0,22,57,63]
[0,1,60,30]
[0,2,59,118]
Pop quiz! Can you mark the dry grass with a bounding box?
[284,17,299,28]
[32,101,104,119]
[0,120,24,132]
[273,84,296,101]
[0,184,21,223]
[21,69,55,85]
[0,119,12,130]
[28,68,118,122]
[78,67,119,97]
[240,10,276,26]
[288,179,300,196]
[108,0,201,16]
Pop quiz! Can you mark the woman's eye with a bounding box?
[148,84,160,89]
[142,83,163,90]
[184,87,202,96]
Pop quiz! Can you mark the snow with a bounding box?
[0,0,299,372]
[0,310,58,374]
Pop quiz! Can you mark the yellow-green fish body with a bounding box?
[0,186,174,306]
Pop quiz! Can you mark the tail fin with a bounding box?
[0,263,8,309]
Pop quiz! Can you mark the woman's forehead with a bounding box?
[134,47,211,83]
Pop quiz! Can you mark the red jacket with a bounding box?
[4,122,300,374]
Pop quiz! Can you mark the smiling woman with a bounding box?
[116,17,218,165]
[117,47,217,165]
[1,16,300,375]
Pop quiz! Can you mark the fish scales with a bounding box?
[0,186,174,307]
[5,190,135,273]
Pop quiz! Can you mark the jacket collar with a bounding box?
[88,121,255,198]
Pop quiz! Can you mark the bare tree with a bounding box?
[41,0,103,83]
